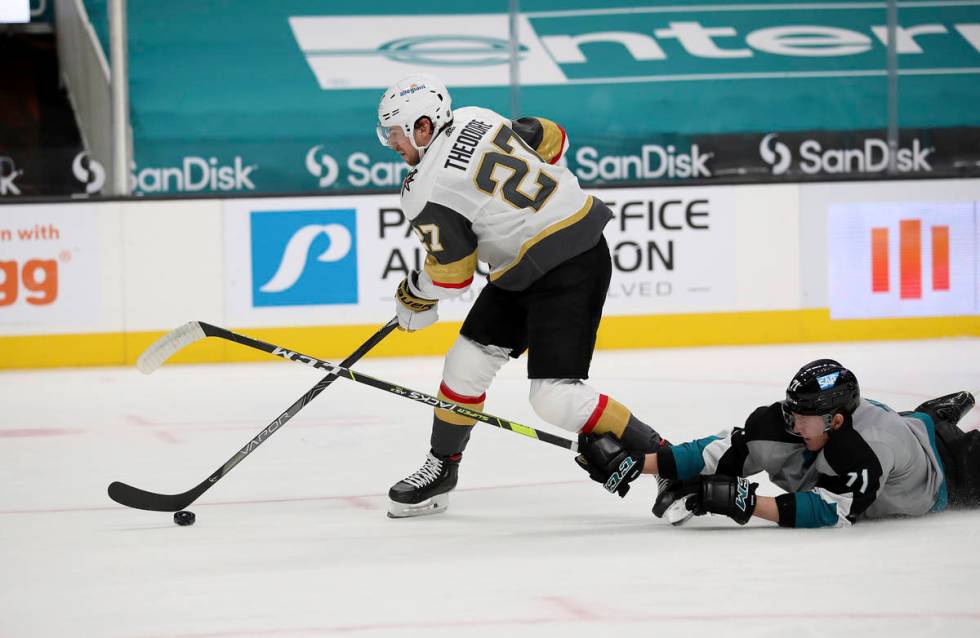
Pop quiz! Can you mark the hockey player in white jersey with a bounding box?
[377,73,669,518]
[576,359,979,527]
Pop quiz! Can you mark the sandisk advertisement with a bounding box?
[0,205,101,326]
[827,201,978,319]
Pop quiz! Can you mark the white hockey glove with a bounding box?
[395,273,438,332]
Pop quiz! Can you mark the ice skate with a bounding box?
[388,451,460,519]
[656,475,695,526]
[651,440,694,526]
[916,391,976,427]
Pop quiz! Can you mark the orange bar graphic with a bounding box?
[871,227,889,292]
[932,225,950,291]
[900,219,921,299]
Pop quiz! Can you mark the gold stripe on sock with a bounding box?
[435,389,484,427]
[589,397,632,437]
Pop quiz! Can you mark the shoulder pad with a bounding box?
[452,105,502,124]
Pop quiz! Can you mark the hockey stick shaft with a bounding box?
[147,320,578,453]
[197,322,577,451]
[107,319,399,512]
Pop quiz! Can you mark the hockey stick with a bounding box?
[135,320,579,455]
[107,318,399,512]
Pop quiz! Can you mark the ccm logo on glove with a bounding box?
[604,456,637,494]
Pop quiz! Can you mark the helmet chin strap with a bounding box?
[408,116,452,160]
[408,127,429,158]
[821,414,834,432]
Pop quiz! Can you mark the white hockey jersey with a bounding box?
[399,106,611,298]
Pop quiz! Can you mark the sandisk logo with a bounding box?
[0,156,23,196]
[305,145,339,188]
[759,134,792,175]
[131,156,257,194]
[72,152,106,195]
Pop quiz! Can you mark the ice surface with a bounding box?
[1,338,979,637]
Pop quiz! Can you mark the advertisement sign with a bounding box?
[0,205,101,325]
[64,1,978,197]
[226,197,393,326]
[224,195,488,326]
[290,14,564,89]
[224,185,738,327]
[0,0,29,23]
[0,150,106,199]
[288,6,980,90]
[600,187,737,314]
[0,155,24,196]
[827,201,978,319]
[249,208,359,307]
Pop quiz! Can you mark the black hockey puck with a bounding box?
[173,510,196,526]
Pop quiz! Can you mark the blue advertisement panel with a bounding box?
[249,209,359,307]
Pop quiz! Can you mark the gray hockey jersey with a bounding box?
[398,106,610,299]
[658,399,948,527]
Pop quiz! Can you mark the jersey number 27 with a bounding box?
[475,126,557,211]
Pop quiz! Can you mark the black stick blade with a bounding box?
[107,481,199,512]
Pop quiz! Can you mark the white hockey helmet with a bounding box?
[376,74,453,155]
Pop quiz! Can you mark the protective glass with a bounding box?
[781,403,833,437]
[376,123,409,148]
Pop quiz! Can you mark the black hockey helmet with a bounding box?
[782,359,860,424]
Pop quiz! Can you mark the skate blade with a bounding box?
[664,496,695,526]
[387,493,450,519]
